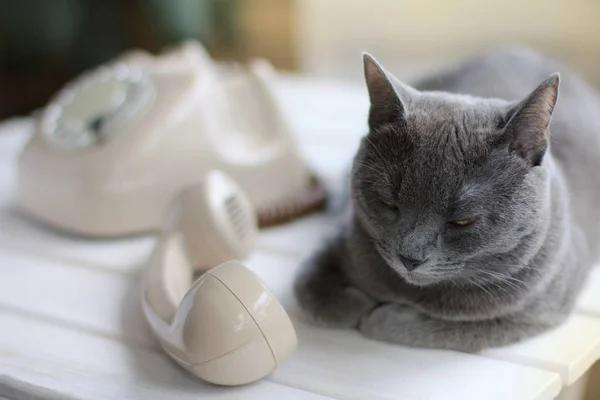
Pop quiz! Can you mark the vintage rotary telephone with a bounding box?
[18,41,325,236]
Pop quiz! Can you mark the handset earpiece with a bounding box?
[142,170,297,386]
[161,169,257,270]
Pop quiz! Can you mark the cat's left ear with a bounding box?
[501,73,560,166]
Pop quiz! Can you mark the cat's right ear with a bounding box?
[363,53,410,128]
[499,73,560,166]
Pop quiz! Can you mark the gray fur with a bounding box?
[295,48,600,351]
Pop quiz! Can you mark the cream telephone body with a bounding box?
[18,41,316,236]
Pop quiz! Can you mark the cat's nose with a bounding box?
[398,254,426,271]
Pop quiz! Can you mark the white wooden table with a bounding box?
[0,76,599,400]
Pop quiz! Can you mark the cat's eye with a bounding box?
[450,218,476,227]
[380,200,397,210]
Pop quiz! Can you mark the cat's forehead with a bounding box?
[407,94,504,134]
[371,98,502,164]
[361,96,511,204]
[388,95,507,167]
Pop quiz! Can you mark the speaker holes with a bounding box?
[224,195,248,240]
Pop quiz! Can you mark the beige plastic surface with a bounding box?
[17,40,312,237]
[141,171,297,386]
[210,263,297,366]
[192,333,276,386]
[143,232,192,322]
[162,170,257,271]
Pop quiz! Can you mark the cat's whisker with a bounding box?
[488,271,528,286]
[470,260,541,271]
[470,281,498,304]
[509,265,542,271]
[451,281,469,297]
[430,267,461,274]
[467,276,499,304]
[365,136,393,176]
[484,263,524,269]
[483,278,515,297]
[355,162,384,176]
[487,263,542,272]
[477,270,523,293]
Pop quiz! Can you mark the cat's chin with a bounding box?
[386,261,447,287]
[400,271,446,287]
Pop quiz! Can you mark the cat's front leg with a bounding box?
[359,303,557,352]
[294,235,378,328]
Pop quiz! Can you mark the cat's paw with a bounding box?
[359,303,423,341]
[297,286,377,329]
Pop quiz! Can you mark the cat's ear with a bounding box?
[501,73,560,166]
[363,53,413,128]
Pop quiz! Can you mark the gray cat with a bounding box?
[294,48,600,351]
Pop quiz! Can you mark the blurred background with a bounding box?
[1,0,599,120]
